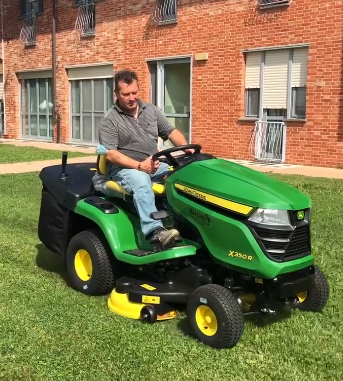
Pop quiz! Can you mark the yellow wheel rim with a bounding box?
[297,291,307,303]
[195,305,218,336]
[74,249,93,281]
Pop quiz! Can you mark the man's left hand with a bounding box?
[183,148,195,155]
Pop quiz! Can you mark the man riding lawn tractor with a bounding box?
[37,70,329,349]
[92,70,191,249]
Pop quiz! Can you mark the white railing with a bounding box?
[258,0,290,8]
[19,13,36,46]
[249,121,285,162]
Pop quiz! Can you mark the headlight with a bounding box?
[248,208,290,226]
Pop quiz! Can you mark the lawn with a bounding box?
[0,171,342,381]
[0,144,93,163]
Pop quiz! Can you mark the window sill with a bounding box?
[73,0,104,7]
[238,117,258,122]
[156,19,178,26]
[284,118,307,123]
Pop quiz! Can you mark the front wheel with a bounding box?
[186,284,244,349]
[295,265,329,312]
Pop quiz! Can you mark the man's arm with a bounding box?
[168,129,188,146]
[99,115,140,169]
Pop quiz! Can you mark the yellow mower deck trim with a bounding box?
[107,289,178,321]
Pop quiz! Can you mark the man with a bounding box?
[93,70,191,249]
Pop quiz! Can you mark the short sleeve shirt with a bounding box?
[98,99,175,162]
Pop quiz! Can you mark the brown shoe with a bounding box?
[149,227,180,249]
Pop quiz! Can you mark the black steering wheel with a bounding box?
[152,144,202,168]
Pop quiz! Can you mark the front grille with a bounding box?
[251,224,311,262]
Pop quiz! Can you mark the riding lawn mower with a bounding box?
[37,144,329,349]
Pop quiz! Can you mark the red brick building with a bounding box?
[0,0,342,166]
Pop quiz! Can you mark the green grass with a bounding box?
[0,172,342,381]
[0,144,93,163]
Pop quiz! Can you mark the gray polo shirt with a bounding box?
[98,99,175,162]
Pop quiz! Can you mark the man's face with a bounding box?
[115,80,139,113]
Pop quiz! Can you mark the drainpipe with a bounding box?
[1,0,6,137]
[52,0,60,142]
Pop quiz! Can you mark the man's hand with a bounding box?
[139,156,159,174]
[183,148,195,155]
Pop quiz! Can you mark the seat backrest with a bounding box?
[96,155,108,175]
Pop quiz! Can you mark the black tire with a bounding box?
[140,305,157,323]
[296,265,329,312]
[66,229,117,296]
[186,284,244,349]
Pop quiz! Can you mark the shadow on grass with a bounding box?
[35,243,68,284]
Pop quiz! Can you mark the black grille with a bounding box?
[251,224,311,262]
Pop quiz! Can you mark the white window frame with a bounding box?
[69,78,113,144]
[244,45,309,120]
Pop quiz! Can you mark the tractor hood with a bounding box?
[170,158,311,211]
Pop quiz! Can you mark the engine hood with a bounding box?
[169,158,311,212]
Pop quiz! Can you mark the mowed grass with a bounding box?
[0,144,93,164]
[0,172,342,381]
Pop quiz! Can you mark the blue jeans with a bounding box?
[107,162,170,237]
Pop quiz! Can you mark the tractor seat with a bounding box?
[97,155,166,197]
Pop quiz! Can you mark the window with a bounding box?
[244,47,308,120]
[153,0,178,25]
[149,59,191,148]
[70,78,113,143]
[20,78,53,138]
[20,0,43,17]
[259,0,290,9]
[74,0,96,36]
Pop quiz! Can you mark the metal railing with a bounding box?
[153,0,178,25]
[19,13,36,46]
[75,2,96,36]
[249,121,285,162]
[258,0,290,9]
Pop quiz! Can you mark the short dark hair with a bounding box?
[114,70,138,91]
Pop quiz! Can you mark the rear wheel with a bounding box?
[187,284,244,349]
[66,229,117,295]
[295,265,329,312]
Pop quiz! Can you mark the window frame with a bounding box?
[245,88,260,118]
[70,78,113,144]
[153,0,178,25]
[20,77,53,139]
[244,47,308,120]
[20,0,43,17]
[291,86,306,119]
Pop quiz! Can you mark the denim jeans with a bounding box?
[94,162,170,237]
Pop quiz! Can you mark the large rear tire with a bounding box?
[187,284,244,349]
[66,229,117,296]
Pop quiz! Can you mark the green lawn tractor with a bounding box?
[37,144,329,349]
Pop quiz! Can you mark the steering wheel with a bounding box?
[152,144,202,168]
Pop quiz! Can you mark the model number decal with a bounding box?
[228,250,253,261]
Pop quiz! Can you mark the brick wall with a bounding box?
[2,0,343,167]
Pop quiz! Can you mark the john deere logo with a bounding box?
[297,211,305,220]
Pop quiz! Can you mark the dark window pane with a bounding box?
[245,89,259,117]
[93,79,104,111]
[72,116,81,139]
[292,87,306,119]
[82,81,92,111]
[82,115,92,141]
[29,79,37,113]
[71,81,81,114]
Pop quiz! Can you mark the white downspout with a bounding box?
[1,0,6,136]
